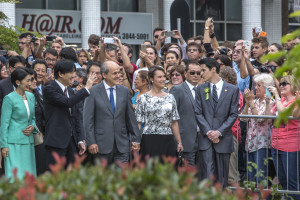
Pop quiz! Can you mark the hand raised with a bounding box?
[85,72,97,90]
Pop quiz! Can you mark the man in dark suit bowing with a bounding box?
[170,59,202,166]
[43,59,95,169]
[83,60,140,166]
[195,58,239,187]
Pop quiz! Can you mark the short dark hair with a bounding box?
[201,57,220,74]
[87,62,101,74]
[32,59,48,70]
[148,65,165,83]
[59,47,78,62]
[214,54,231,67]
[54,59,76,79]
[122,43,133,56]
[270,43,284,52]
[43,48,58,58]
[252,37,269,49]
[10,67,32,88]
[186,42,202,53]
[153,27,164,36]
[169,65,186,82]
[166,50,179,60]
[19,32,34,39]
[8,56,27,68]
[185,59,200,72]
[88,34,100,46]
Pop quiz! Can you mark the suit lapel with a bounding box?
[114,85,122,115]
[216,81,229,111]
[99,82,113,115]
[53,80,64,95]
[182,82,195,108]
[205,82,214,110]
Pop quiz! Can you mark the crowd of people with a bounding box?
[0,17,299,197]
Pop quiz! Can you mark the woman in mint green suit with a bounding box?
[0,68,37,181]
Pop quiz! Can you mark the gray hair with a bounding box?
[100,61,110,75]
[76,68,87,78]
[253,73,275,87]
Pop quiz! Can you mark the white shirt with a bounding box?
[185,81,200,132]
[185,80,197,99]
[36,84,42,95]
[103,80,116,106]
[55,80,69,97]
[210,78,223,99]
[23,99,30,118]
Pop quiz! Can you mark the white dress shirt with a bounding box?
[210,78,224,99]
[55,80,69,97]
[103,80,117,106]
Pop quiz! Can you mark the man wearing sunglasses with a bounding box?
[170,59,202,166]
[186,42,203,62]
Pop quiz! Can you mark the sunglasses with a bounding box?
[171,73,181,77]
[279,81,290,87]
[189,71,201,75]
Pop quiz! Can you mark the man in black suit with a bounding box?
[195,58,239,187]
[0,55,26,116]
[170,59,202,166]
[43,59,95,169]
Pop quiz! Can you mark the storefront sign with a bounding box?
[16,9,153,45]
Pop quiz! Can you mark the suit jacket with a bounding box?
[195,81,239,153]
[83,82,141,154]
[0,77,14,118]
[0,91,37,147]
[170,82,198,152]
[33,89,45,133]
[43,80,89,149]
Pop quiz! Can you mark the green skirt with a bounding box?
[4,143,36,182]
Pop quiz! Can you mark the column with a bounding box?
[242,0,261,41]
[163,0,173,43]
[263,0,282,44]
[81,0,101,49]
[0,2,15,27]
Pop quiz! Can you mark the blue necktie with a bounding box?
[109,88,115,113]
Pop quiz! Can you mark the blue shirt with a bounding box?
[233,62,250,94]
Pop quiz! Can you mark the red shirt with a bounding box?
[232,91,243,142]
[271,97,300,152]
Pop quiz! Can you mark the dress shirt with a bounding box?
[36,84,43,95]
[185,80,197,99]
[55,80,69,97]
[233,62,250,94]
[210,79,223,99]
[103,80,117,106]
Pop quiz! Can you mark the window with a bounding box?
[16,0,45,9]
[288,0,300,32]
[189,0,242,42]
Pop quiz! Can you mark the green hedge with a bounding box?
[0,153,268,200]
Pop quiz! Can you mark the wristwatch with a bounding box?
[205,26,209,30]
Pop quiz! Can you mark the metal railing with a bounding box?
[228,114,300,198]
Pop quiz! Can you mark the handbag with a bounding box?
[34,126,44,146]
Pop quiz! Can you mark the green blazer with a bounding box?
[0,91,37,148]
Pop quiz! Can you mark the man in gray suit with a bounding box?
[170,59,201,166]
[83,60,140,165]
[195,58,239,187]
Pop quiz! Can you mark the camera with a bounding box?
[46,36,56,41]
[31,36,37,43]
[219,47,229,55]
[260,65,276,73]
[72,80,79,88]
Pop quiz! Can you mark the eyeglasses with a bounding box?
[233,50,241,54]
[45,58,57,63]
[171,73,181,77]
[187,49,198,52]
[189,71,201,75]
[19,42,26,45]
[279,81,290,87]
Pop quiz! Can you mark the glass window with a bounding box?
[289,0,300,23]
[48,0,76,10]
[186,0,194,20]
[109,0,137,12]
[226,24,242,41]
[195,0,224,20]
[226,0,242,21]
[102,0,108,11]
[16,0,45,9]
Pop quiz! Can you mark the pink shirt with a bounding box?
[271,97,300,152]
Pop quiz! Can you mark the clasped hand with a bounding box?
[207,130,220,143]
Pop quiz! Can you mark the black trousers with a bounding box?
[45,136,78,171]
